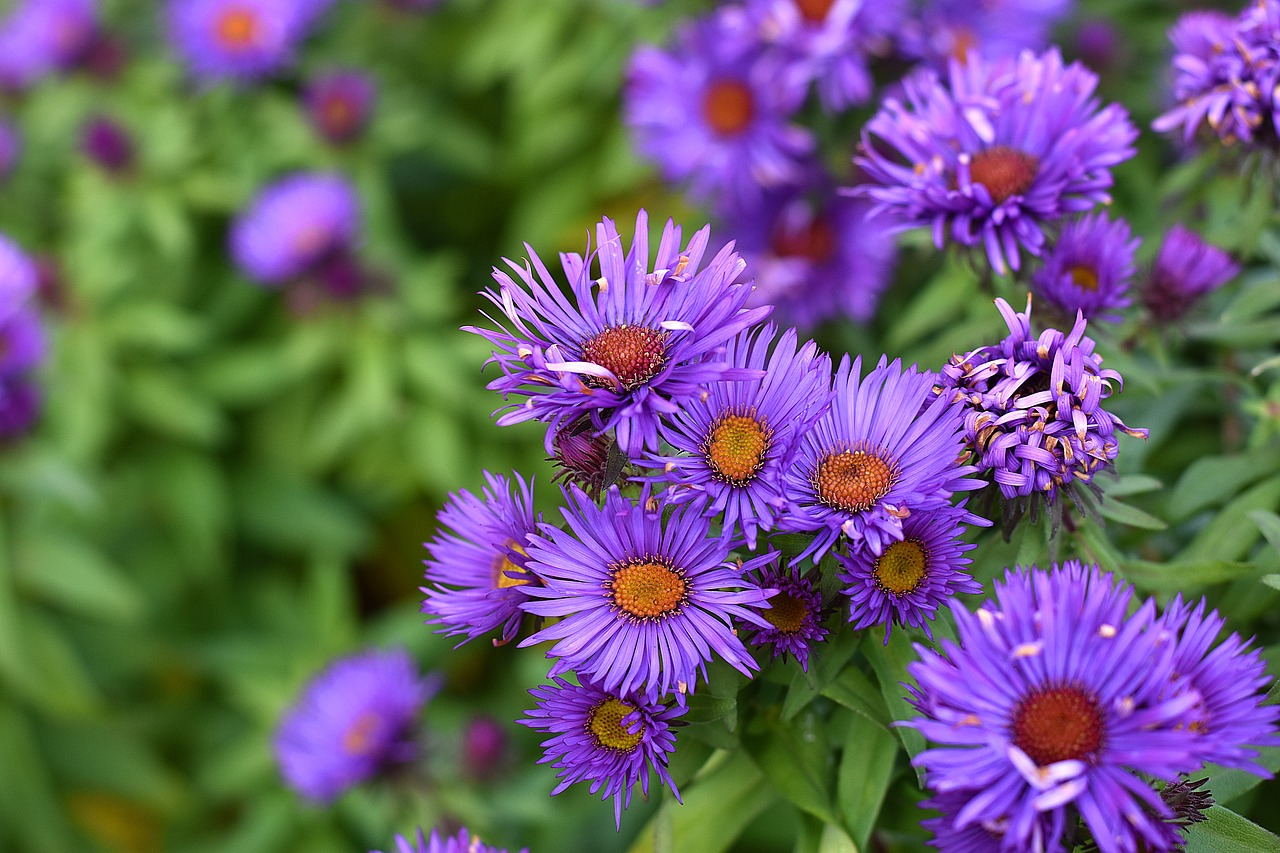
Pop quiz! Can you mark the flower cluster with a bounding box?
[448,210,990,825]
[274,648,440,803]
[0,234,46,440]
[907,562,1278,853]
[935,297,1147,514]
[1154,1,1280,148]
[856,48,1138,275]
[167,0,335,84]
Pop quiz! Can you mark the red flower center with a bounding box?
[1011,685,1105,766]
[772,217,837,263]
[703,79,755,136]
[968,147,1039,204]
[794,0,835,23]
[581,325,668,391]
[214,7,261,50]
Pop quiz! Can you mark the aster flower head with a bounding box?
[1156,596,1279,774]
[730,179,898,328]
[778,354,983,563]
[935,296,1147,513]
[0,233,38,319]
[0,307,47,377]
[421,471,541,646]
[837,502,981,642]
[856,48,1138,275]
[1142,224,1240,323]
[0,375,41,440]
[466,210,772,457]
[743,564,828,670]
[520,675,683,827]
[746,0,908,111]
[81,115,134,175]
[518,484,776,702]
[167,0,305,83]
[644,324,834,549]
[903,0,1073,68]
[1030,212,1139,324]
[906,562,1211,853]
[373,827,525,853]
[549,416,616,496]
[1153,4,1280,148]
[305,69,377,145]
[274,648,440,803]
[625,7,815,212]
[230,172,361,286]
[0,118,19,182]
[0,0,99,89]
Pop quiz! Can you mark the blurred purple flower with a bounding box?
[305,69,376,145]
[0,233,38,317]
[373,827,525,853]
[81,116,134,174]
[461,715,507,781]
[903,0,1072,68]
[274,648,440,803]
[0,0,99,89]
[230,172,361,286]
[520,675,683,827]
[0,376,41,440]
[167,0,305,83]
[1030,211,1139,323]
[0,118,20,182]
[855,49,1137,275]
[1142,224,1239,322]
[625,7,814,212]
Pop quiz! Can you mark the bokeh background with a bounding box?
[1,0,1278,851]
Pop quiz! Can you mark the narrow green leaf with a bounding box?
[743,709,838,824]
[14,535,144,623]
[837,713,898,851]
[783,631,861,721]
[820,666,890,726]
[1184,806,1280,853]
[1101,474,1164,498]
[1098,498,1168,530]
[819,823,860,853]
[627,751,774,853]
[863,629,927,781]
[1166,453,1280,522]
[1249,510,1280,554]
[1180,475,1280,563]
[1121,559,1256,593]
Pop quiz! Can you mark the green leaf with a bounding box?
[743,709,838,824]
[0,704,80,852]
[1102,474,1164,498]
[1249,510,1280,554]
[1183,806,1280,853]
[627,751,775,853]
[863,629,927,781]
[820,666,891,727]
[13,534,144,624]
[1166,452,1280,522]
[1179,475,1280,563]
[837,713,898,851]
[783,630,861,721]
[819,823,860,853]
[1098,497,1167,530]
[1120,559,1257,593]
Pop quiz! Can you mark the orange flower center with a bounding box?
[703,79,755,135]
[214,7,261,50]
[341,711,382,755]
[581,325,668,391]
[492,542,529,590]
[1011,685,1105,766]
[813,448,898,513]
[704,413,771,485]
[610,559,686,619]
[588,698,643,751]
[968,147,1039,204]
[794,0,835,23]
[1069,264,1100,292]
[873,539,927,595]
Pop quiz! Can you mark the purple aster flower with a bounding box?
[465,210,772,457]
[625,7,814,212]
[373,827,525,853]
[1156,596,1279,775]
[0,118,19,182]
[274,648,440,803]
[905,562,1209,853]
[837,502,981,642]
[230,172,361,286]
[0,0,99,89]
[461,715,508,781]
[421,471,541,646]
[305,69,376,145]
[778,354,983,563]
[746,0,907,111]
[520,675,684,827]
[921,790,1021,853]
[1153,5,1280,148]
[518,485,776,702]
[935,297,1147,510]
[1076,20,1119,74]
[549,416,616,496]
[0,376,41,440]
[166,0,304,83]
[644,324,833,549]
[730,180,898,328]
[0,233,39,318]
[902,0,1072,68]
[1142,224,1240,322]
[855,49,1137,275]
[743,564,828,670]
[1030,212,1139,324]
[0,307,47,377]
[80,115,134,175]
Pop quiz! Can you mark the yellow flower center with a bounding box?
[705,413,771,485]
[492,542,529,590]
[610,559,686,619]
[588,698,643,752]
[1069,264,1100,292]
[763,590,807,633]
[873,539,927,595]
